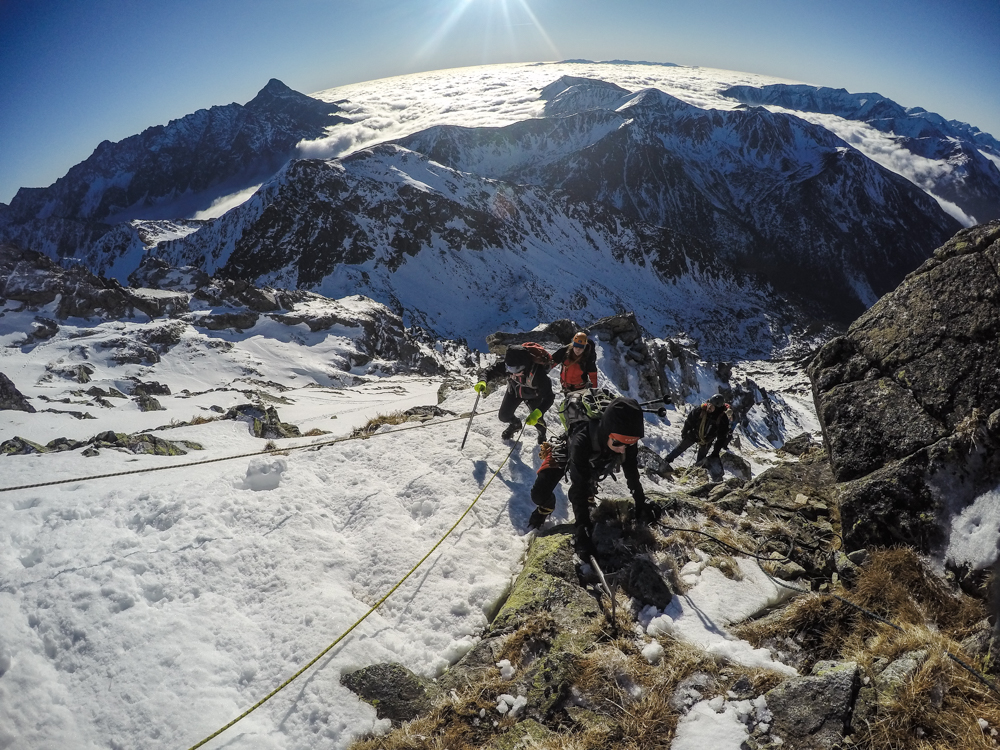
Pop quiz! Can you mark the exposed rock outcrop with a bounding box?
[0,247,477,378]
[808,220,1000,557]
[765,660,860,749]
[0,371,34,412]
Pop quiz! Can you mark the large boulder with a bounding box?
[808,220,1000,556]
[0,372,35,412]
[765,660,860,750]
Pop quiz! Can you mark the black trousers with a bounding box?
[530,424,594,526]
[665,435,723,463]
[498,382,554,425]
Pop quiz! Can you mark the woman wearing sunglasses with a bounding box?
[551,331,598,393]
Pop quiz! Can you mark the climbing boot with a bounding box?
[501,419,522,440]
[528,508,552,530]
[635,498,662,526]
[574,524,596,559]
[534,420,547,445]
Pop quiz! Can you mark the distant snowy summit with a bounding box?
[4,78,347,227]
[1,61,997,357]
[722,83,1000,224]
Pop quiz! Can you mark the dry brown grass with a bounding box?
[352,412,411,437]
[349,672,512,750]
[497,614,557,664]
[733,547,997,750]
[847,639,1000,750]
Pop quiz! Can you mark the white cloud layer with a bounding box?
[191,184,262,220]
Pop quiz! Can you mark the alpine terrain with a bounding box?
[1,61,1000,750]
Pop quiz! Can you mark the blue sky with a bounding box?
[1,0,998,205]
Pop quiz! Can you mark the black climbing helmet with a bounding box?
[709,394,726,408]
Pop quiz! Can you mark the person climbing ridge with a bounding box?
[664,393,732,467]
[476,343,555,444]
[529,392,656,557]
[551,331,598,393]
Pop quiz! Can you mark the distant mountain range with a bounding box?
[0,79,345,256]
[2,63,997,356]
[721,83,1000,224]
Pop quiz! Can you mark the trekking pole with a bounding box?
[460,389,482,450]
[589,555,617,622]
[638,396,671,407]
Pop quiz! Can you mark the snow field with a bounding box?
[2,385,531,749]
[1,300,823,748]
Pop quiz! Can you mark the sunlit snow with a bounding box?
[1,297,817,749]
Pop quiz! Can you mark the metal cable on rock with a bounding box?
[185,421,526,749]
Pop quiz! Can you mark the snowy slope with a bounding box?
[0,291,819,750]
[143,145,822,359]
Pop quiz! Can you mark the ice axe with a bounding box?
[460,382,486,450]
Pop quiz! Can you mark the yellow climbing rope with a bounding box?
[186,421,526,749]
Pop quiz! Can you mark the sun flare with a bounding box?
[414,0,559,65]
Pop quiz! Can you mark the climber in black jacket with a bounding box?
[478,344,555,443]
[664,393,732,466]
[530,395,655,556]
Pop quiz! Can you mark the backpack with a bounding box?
[558,387,616,431]
[504,342,552,371]
[520,342,553,371]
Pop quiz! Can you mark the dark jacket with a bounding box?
[552,342,598,391]
[680,403,731,448]
[483,347,555,403]
[482,360,555,411]
[542,397,646,506]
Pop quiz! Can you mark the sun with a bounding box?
[413,0,559,65]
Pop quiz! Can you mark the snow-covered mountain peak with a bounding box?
[615,86,697,117]
[539,75,633,116]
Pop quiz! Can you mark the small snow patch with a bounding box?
[241,457,287,491]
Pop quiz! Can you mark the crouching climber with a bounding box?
[477,343,555,443]
[529,393,657,557]
[664,393,732,467]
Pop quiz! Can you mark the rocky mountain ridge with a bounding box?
[334,222,1000,750]
[0,79,346,258]
[721,83,1000,224]
[3,67,991,360]
[400,76,960,321]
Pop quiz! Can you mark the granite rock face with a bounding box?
[766,661,860,750]
[808,220,1000,555]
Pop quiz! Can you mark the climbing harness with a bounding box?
[186,420,527,749]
